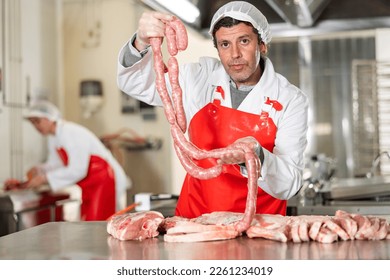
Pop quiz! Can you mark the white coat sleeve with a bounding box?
[117,37,163,107]
[259,91,309,200]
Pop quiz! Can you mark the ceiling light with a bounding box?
[146,0,200,24]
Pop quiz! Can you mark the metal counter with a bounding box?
[0,221,390,260]
[0,187,77,235]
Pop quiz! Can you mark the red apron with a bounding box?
[175,86,286,218]
[56,148,116,221]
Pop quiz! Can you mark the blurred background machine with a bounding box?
[0,185,78,237]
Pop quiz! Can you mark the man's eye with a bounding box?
[241,38,249,44]
[220,42,229,48]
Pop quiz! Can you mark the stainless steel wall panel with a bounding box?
[269,33,376,178]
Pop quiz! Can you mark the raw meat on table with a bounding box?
[162,212,243,243]
[107,211,164,241]
[106,210,390,243]
[246,210,390,243]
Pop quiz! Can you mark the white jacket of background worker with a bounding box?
[40,119,130,212]
[117,34,309,201]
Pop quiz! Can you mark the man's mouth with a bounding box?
[230,64,244,71]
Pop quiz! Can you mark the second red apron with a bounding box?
[56,148,116,221]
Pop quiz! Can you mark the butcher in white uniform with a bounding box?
[117,1,309,218]
[22,100,130,221]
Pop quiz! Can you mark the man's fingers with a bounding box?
[151,11,174,22]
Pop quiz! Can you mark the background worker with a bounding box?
[12,100,130,221]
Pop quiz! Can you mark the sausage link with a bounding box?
[171,123,245,160]
[234,151,260,232]
[174,144,222,179]
[168,57,186,132]
[168,17,188,51]
[165,24,178,56]
[150,37,176,125]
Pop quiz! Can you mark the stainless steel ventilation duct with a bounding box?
[264,0,331,27]
[137,0,390,37]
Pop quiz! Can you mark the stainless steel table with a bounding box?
[0,221,390,260]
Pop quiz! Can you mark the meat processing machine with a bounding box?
[134,193,178,217]
[289,154,390,219]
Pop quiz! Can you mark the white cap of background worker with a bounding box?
[24,100,61,121]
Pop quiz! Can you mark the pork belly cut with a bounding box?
[372,218,388,240]
[246,214,290,242]
[246,226,289,242]
[190,211,244,225]
[164,228,239,243]
[332,216,358,240]
[163,212,242,243]
[107,211,164,241]
[159,215,190,233]
[245,212,389,244]
[315,227,338,243]
[308,221,323,241]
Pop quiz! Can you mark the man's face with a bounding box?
[28,117,53,135]
[215,23,266,88]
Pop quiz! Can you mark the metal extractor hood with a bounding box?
[264,0,331,27]
[137,0,390,37]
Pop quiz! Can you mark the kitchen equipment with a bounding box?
[326,176,390,201]
[306,154,336,182]
[0,196,17,237]
[0,186,74,233]
[80,80,103,118]
[106,202,140,220]
[134,193,178,214]
[298,154,336,206]
[294,175,390,218]
[367,151,390,178]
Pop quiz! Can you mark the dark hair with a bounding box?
[212,17,261,48]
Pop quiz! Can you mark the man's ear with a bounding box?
[260,41,268,55]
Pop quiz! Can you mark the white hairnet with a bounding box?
[209,1,272,44]
[24,100,61,121]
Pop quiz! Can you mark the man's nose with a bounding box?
[231,44,242,59]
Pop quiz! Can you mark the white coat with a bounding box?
[117,39,308,200]
[39,119,130,211]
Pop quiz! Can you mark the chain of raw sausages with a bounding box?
[149,18,259,232]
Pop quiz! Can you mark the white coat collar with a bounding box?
[210,63,233,107]
[209,58,280,114]
[239,58,280,113]
[54,119,65,137]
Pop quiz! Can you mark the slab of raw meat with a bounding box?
[164,228,239,242]
[247,211,390,243]
[159,215,190,233]
[107,211,164,241]
[190,211,244,225]
[162,212,242,242]
[246,214,290,242]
